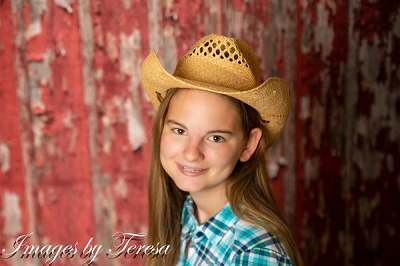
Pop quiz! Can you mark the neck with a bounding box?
[191,187,228,224]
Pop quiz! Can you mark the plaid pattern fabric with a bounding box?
[177,195,293,266]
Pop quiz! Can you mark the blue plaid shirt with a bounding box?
[178,195,293,265]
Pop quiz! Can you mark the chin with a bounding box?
[172,179,204,193]
[174,183,201,193]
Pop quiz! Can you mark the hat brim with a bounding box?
[140,51,290,147]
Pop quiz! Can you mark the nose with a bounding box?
[183,138,204,162]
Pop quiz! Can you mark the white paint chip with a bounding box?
[121,0,132,9]
[277,157,288,166]
[63,109,73,128]
[0,143,10,173]
[120,31,141,75]
[163,26,178,74]
[54,0,73,13]
[267,162,279,179]
[102,115,112,154]
[113,177,128,199]
[124,98,147,151]
[25,20,42,40]
[106,32,118,61]
[356,115,368,136]
[393,11,400,38]
[315,1,334,60]
[2,192,22,235]
[300,95,310,120]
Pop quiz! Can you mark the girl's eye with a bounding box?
[172,128,186,135]
[209,135,225,143]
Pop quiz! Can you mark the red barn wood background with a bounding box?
[0,0,399,265]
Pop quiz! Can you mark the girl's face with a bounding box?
[160,89,247,198]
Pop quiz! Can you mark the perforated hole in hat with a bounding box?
[187,37,250,68]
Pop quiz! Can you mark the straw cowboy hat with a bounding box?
[140,34,290,147]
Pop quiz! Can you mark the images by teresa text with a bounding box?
[0,232,171,265]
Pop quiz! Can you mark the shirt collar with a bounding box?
[181,195,238,245]
[181,195,198,226]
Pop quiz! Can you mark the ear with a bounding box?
[239,128,262,162]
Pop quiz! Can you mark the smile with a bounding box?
[181,166,204,172]
[177,163,208,174]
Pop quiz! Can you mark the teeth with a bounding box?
[182,165,203,173]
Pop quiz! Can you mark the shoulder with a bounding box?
[231,247,293,265]
[228,219,293,265]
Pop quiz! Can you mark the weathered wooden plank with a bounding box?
[296,0,351,264]
[77,1,111,265]
[352,1,400,264]
[281,0,298,235]
[1,0,38,265]
[90,0,152,265]
[16,0,98,265]
[343,1,360,265]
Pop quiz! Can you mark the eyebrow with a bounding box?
[165,119,233,135]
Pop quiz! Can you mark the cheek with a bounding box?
[160,132,179,160]
[208,143,243,167]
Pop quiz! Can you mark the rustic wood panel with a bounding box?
[297,0,400,265]
[1,0,399,265]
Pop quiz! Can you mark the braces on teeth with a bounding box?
[182,166,203,173]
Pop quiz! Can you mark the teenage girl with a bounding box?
[141,34,302,266]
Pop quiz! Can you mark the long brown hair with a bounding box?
[145,88,302,266]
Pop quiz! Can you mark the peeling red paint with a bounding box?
[1,1,400,266]
[0,1,32,265]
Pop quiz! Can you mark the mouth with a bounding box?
[177,163,208,173]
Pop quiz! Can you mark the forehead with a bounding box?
[166,89,242,129]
